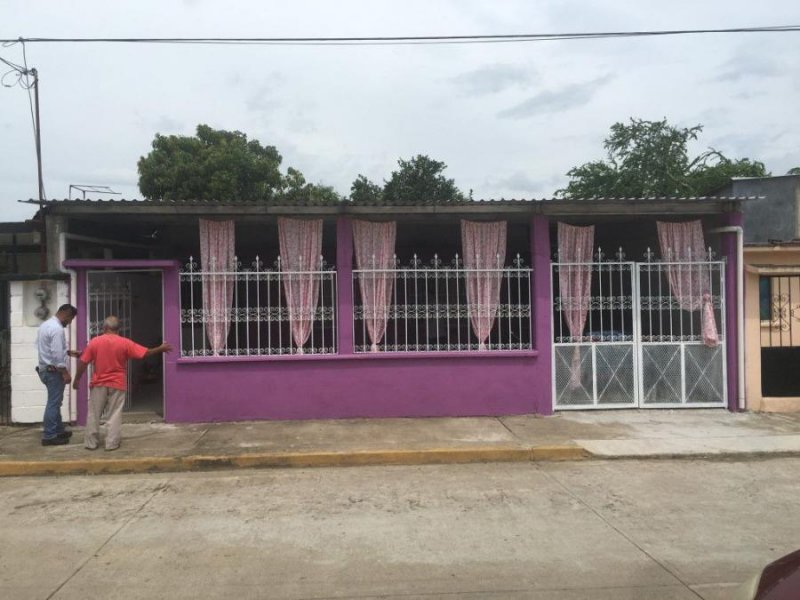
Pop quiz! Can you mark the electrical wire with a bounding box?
[1,25,799,46]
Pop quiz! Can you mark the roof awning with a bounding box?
[746,264,800,275]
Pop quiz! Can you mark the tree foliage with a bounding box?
[349,174,384,204]
[280,167,341,204]
[556,118,769,198]
[788,167,800,176]
[138,125,284,201]
[351,155,468,204]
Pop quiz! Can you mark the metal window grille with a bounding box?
[638,247,725,344]
[553,248,634,345]
[352,253,532,352]
[760,275,800,348]
[180,256,337,357]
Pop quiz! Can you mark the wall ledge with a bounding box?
[176,350,539,365]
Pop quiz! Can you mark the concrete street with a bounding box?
[1,458,798,599]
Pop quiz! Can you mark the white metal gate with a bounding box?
[552,249,726,409]
[87,274,134,409]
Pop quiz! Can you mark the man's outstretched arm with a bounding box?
[143,342,173,359]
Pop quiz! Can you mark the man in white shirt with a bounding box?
[36,304,79,446]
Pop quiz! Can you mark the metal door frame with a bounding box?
[86,269,165,413]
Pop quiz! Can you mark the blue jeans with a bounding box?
[38,370,66,440]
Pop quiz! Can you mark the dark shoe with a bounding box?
[57,430,73,439]
[42,437,69,446]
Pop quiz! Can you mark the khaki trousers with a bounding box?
[84,386,126,450]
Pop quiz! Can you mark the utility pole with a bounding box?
[31,68,44,205]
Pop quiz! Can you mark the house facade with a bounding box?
[716,175,800,413]
[8,195,747,424]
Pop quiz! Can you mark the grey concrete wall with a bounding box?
[721,176,800,244]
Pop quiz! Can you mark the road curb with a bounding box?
[0,444,589,477]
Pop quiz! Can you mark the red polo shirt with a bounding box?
[80,334,148,391]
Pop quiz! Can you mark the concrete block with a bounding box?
[18,389,46,408]
[9,294,23,313]
[10,311,23,327]
[11,357,38,377]
[12,374,42,393]
[11,325,39,344]
[10,342,38,360]
[11,405,42,424]
[9,281,23,297]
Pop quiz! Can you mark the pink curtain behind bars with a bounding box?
[199,219,235,356]
[461,220,507,350]
[353,220,396,352]
[557,222,595,390]
[279,217,323,354]
[656,220,719,347]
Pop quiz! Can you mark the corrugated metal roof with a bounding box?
[22,195,761,206]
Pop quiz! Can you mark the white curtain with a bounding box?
[656,220,719,347]
[461,220,507,350]
[278,217,323,354]
[353,220,396,352]
[557,223,595,389]
[199,219,235,355]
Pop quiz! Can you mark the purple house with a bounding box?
[31,195,746,424]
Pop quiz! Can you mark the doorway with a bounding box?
[551,256,727,409]
[86,270,164,418]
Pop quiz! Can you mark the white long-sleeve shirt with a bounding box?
[36,316,68,369]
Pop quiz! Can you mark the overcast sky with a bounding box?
[1,0,799,220]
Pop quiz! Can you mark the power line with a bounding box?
[2,25,800,46]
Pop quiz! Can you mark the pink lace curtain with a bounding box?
[557,222,595,390]
[199,219,235,355]
[353,220,396,352]
[461,220,507,350]
[656,220,719,347]
[278,217,323,354]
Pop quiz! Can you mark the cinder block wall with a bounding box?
[10,280,72,424]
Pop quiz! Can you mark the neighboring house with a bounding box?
[0,221,70,424]
[714,175,800,412]
[7,195,746,425]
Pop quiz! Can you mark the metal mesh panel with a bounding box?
[641,344,682,405]
[554,344,593,406]
[685,344,724,404]
[595,344,636,405]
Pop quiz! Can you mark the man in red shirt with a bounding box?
[73,315,172,451]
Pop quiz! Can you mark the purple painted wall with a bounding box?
[168,354,540,421]
[63,224,552,423]
[721,212,742,411]
[531,215,554,415]
[160,217,549,422]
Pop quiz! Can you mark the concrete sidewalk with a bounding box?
[1,409,800,476]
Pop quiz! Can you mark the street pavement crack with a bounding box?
[44,477,173,600]
[537,464,706,600]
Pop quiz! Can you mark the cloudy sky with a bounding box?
[1,0,799,220]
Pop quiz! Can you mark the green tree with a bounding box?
[138,124,285,201]
[280,167,342,205]
[788,167,800,176]
[349,174,383,204]
[556,118,769,198]
[381,155,467,204]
